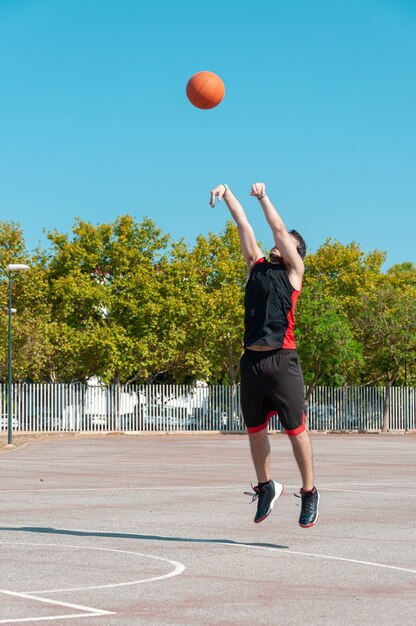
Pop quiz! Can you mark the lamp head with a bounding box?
[7,264,30,272]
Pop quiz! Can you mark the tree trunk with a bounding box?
[231,382,238,429]
[305,368,322,403]
[113,372,121,432]
[382,373,397,432]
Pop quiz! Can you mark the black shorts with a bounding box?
[240,349,306,436]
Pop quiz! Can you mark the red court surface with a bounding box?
[0,432,415,625]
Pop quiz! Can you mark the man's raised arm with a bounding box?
[210,183,263,270]
[250,182,304,284]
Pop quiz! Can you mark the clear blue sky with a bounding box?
[0,0,415,268]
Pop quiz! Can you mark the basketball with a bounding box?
[186,71,225,109]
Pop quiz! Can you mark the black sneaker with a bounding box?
[296,487,320,528]
[245,480,284,524]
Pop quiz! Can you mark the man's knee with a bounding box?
[288,429,308,442]
[247,427,269,441]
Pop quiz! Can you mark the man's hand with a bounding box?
[210,184,228,207]
[208,183,263,269]
[250,182,266,200]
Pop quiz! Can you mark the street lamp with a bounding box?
[7,263,30,447]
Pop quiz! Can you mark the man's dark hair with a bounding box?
[289,229,307,260]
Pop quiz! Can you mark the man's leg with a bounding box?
[288,429,314,491]
[246,428,284,523]
[288,429,319,527]
[248,429,270,483]
[269,351,319,527]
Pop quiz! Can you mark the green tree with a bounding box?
[190,221,247,384]
[0,221,43,382]
[305,239,385,316]
[355,263,416,430]
[296,282,364,399]
[2,213,414,403]
[10,249,57,382]
[140,239,210,382]
[45,215,170,383]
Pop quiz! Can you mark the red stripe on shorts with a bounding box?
[285,411,306,436]
[246,411,277,433]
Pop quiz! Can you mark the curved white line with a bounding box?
[1,531,414,583]
[0,541,185,594]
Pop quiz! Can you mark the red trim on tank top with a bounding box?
[282,289,300,349]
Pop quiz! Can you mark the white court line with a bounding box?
[0,486,235,493]
[316,487,416,497]
[326,482,416,487]
[272,483,416,497]
[0,481,415,495]
[1,486,415,500]
[234,545,416,575]
[0,541,185,594]
[0,589,114,624]
[0,542,185,623]
[2,529,415,581]
[0,527,415,623]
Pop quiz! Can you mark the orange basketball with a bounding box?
[186,71,225,109]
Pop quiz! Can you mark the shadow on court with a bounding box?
[0,525,289,550]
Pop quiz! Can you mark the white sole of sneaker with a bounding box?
[255,481,284,524]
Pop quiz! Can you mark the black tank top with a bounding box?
[244,258,300,349]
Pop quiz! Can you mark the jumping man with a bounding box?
[210,182,319,528]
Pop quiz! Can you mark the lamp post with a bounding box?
[404,357,408,433]
[7,263,29,447]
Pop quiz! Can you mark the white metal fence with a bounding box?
[0,384,415,433]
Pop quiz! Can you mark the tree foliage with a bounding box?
[296,282,364,398]
[0,218,414,388]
